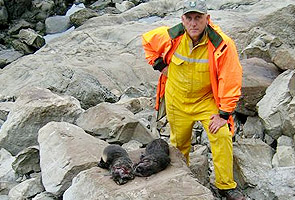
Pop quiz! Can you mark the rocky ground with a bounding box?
[0,0,295,199]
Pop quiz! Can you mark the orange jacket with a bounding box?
[142,21,242,134]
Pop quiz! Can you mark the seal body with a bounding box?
[133,138,170,177]
[98,144,135,185]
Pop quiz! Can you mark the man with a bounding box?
[142,0,245,200]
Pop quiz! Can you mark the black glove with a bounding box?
[153,57,167,72]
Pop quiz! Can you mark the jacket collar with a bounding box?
[168,23,223,49]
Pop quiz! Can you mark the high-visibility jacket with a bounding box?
[142,20,242,134]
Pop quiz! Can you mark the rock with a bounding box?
[18,28,45,49]
[206,0,259,10]
[243,116,264,139]
[122,139,143,151]
[115,1,135,13]
[8,20,34,35]
[76,102,156,145]
[189,145,209,187]
[11,39,34,55]
[12,146,41,177]
[0,0,8,26]
[32,192,58,200]
[255,4,295,48]
[45,15,71,34]
[271,46,295,70]
[38,121,108,197]
[257,70,295,139]
[8,176,44,200]
[233,139,276,199]
[265,167,295,199]
[4,0,32,20]
[69,8,99,27]
[0,87,83,155]
[0,102,13,121]
[236,58,280,116]
[66,3,86,16]
[0,48,23,69]
[89,0,112,11]
[31,0,55,21]
[0,148,17,195]
[63,147,214,200]
[116,97,154,114]
[272,135,295,167]
[0,60,118,110]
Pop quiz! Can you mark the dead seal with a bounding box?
[98,144,135,185]
[133,138,170,177]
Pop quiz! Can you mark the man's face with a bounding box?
[182,12,209,42]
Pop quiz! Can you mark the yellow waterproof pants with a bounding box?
[165,33,237,189]
[165,93,237,189]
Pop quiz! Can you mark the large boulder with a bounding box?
[233,139,275,199]
[237,58,280,116]
[63,146,214,200]
[76,102,156,144]
[12,146,41,177]
[38,121,108,197]
[272,135,295,167]
[8,176,44,200]
[257,70,295,139]
[0,87,83,155]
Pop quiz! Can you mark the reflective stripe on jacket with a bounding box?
[142,21,242,134]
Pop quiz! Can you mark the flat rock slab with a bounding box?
[64,147,214,200]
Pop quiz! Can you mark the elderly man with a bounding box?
[142,0,245,199]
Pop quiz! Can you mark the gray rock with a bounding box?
[189,145,209,187]
[233,139,276,199]
[243,116,264,139]
[38,121,108,197]
[257,70,295,139]
[69,8,99,27]
[76,102,156,145]
[116,97,154,114]
[0,87,83,155]
[0,49,23,69]
[4,0,32,20]
[115,1,135,13]
[11,39,34,55]
[63,147,214,200]
[0,102,13,121]
[45,15,71,34]
[8,20,34,36]
[0,60,118,110]
[0,0,8,26]
[18,29,45,49]
[272,136,295,167]
[8,176,44,200]
[32,192,58,200]
[12,146,41,177]
[271,45,295,71]
[237,58,280,116]
[122,139,143,151]
[0,148,17,195]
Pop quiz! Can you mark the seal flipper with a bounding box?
[98,157,109,169]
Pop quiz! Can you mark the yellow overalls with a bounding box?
[165,32,237,190]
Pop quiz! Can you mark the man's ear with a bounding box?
[181,14,185,23]
[206,14,210,24]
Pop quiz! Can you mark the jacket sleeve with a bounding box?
[217,38,242,114]
[142,26,172,66]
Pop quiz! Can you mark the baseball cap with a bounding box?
[183,0,207,15]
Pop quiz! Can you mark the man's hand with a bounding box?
[209,114,227,134]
